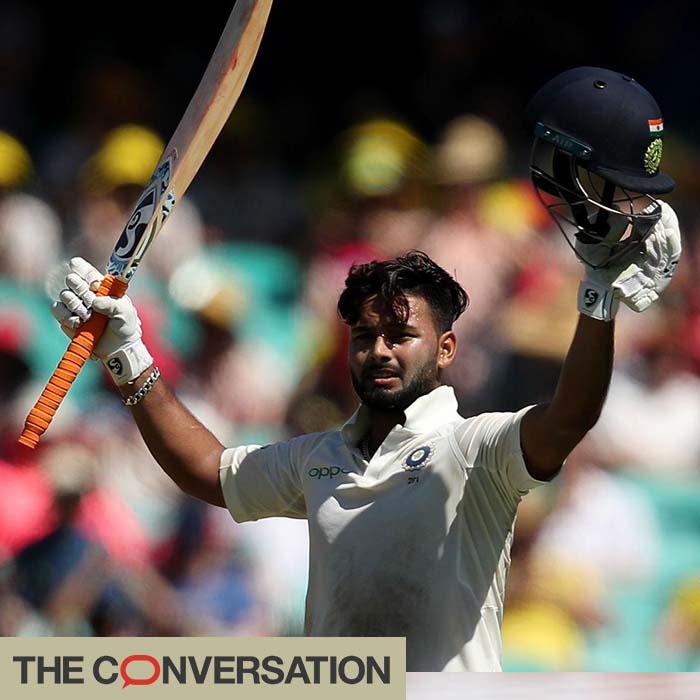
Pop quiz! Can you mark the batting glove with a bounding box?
[51,257,153,385]
[577,200,682,322]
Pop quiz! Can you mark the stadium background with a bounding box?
[1,0,700,671]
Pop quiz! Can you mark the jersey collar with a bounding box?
[341,385,460,445]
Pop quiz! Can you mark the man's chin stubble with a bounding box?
[355,377,436,412]
[360,387,405,411]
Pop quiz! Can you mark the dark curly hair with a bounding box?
[337,250,469,333]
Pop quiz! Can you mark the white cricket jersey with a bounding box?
[219,385,548,671]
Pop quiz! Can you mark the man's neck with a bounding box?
[359,383,443,455]
[363,408,406,456]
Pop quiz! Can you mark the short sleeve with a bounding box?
[454,406,550,496]
[219,441,306,523]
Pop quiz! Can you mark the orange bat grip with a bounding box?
[18,275,129,449]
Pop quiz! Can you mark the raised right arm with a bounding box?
[118,366,225,506]
[52,257,225,507]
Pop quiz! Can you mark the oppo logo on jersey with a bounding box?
[307,466,352,480]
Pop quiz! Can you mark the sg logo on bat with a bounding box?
[107,155,176,279]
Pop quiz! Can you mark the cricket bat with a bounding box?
[19,0,273,448]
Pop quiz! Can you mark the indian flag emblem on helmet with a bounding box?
[648,118,664,134]
[644,138,663,174]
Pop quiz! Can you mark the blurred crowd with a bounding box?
[2,0,700,673]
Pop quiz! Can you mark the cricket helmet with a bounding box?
[526,67,674,268]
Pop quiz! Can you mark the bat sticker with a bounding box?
[162,190,176,221]
[107,156,173,277]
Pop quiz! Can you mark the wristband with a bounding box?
[103,339,154,385]
[123,366,161,406]
[577,278,619,322]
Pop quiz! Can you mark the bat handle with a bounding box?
[18,275,129,449]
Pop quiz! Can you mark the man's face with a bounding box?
[348,294,456,411]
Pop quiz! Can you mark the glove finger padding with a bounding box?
[69,256,103,290]
[50,257,154,385]
[612,264,655,312]
[51,301,80,335]
[58,288,91,322]
[55,257,104,321]
[611,200,681,313]
[66,271,97,309]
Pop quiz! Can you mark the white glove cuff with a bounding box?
[578,278,619,322]
[103,339,154,385]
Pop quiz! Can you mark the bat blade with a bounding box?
[18,0,273,448]
[107,0,273,281]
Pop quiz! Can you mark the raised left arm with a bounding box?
[520,200,682,481]
[520,314,614,480]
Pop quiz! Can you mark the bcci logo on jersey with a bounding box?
[402,444,434,472]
